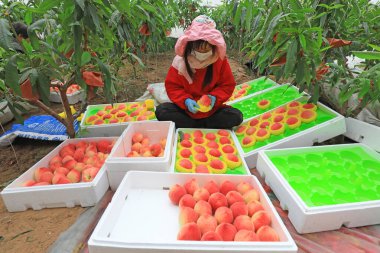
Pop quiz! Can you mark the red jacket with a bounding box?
[165,58,236,119]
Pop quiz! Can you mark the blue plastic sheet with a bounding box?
[0,115,79,146]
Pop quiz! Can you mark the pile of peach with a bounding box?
[228,83,251,102]
[176,130,242,173]
[84,100,155,125]
[169,179,280,242]
[50,84,81,94]
[22,140,115,187]
[126,132,166,157]
[235,101,318,148]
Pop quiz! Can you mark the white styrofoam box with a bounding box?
[106,121,175,191]
[0,101,14,124]
[256,144,380,234]
[232,99,346,168]
[88,171,298,253]
[0,137,117,212]
[170,128,251,175]
[345,117,380,152]
[49,89,85,104]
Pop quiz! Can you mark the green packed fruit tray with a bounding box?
[230,85,304,120]
[232,97,346,168]
[256,144,380,233]
[171,128,250,175]
[226,77,278,103]
[80,101,156,137]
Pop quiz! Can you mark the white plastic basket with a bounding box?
[88,171,298,253]
[49,90,85,104]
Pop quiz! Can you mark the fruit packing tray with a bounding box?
[106,121,175,191]
[1,137,116,212]
[256,144,380,233]
[227,77,278,103]
[80,101,155,137]
[232,97,346,168]
[88,171,297,253]
[171,128,250,175]
[230,85,304,120]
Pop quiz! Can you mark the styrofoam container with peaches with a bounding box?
[49,84,85,104]
[88,171,297,253]
[232,97,346,168]
[106,121,175,191]
[1,137,117,212]
[79,100,156,137]
[171,128,250,175]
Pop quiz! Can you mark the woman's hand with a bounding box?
[185,98,200,113]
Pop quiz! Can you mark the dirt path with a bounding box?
[0,51,255,253]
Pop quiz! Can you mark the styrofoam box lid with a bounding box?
[107,121,175,163]
[88,171,297,253]
[2,137,117,190]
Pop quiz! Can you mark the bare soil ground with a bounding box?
[0,51,255,253]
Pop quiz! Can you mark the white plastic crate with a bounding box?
[0,137,116,212]
[256,144,380,234]
[345,117,380,152]
[232,98,346,168]
[170,128,251,175]
[106,121,175,191]
[49,89,85,104]
[88,171,297,253]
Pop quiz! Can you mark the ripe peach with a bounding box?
[226,191,244,206]
[236,182,253,195]
[22,180,36,187]
[193,137,205,144]
[141,137,150,147]
[247,200,265,216]
[234,229,259,241]
[197,214,217,235]
[137,115,147,121]
[214,206,233,224]
[54,166,69,175]
[221,145,235,154]
[205,132,216,141]
[180,139,192,148]
[126,151,140,157]
[193,188,210,202]
[132,132,144,143]
[219,137,231,145]
[52,173,71,184]
[82,167,99,182]
[34,182,50,186]
[94,119,105,125]
[160,138,167,148]
[63,159,77,170]
[208,192,228,212]
[142,150,153,157]
[62,155,74,164]
[193,145,206,153]
[67,169,81,183]
[207,141,219,149]
[251,211,271,230]
[131,142,142,153]
[179,207,199,227]
[219,180,237,195]
[39,171,54,184]
[183,178,199,195]
[201,231,222,241]
[217,129,229,137]
[73,162,86,172]
[177,222,201,241]
[193,130,203,138]
[256,225,279,241]
[233,215,254,231]
[195,165,209,173]
[97,140,112,153]
[73,148,85,162]
[194,200,212,216]
[208,149,222,158]
[49,155,62,167]
[150,143,162,157]
[243,189,260,203]
[215,223,237,241]
[34,167,52,182]
[179,194,197,209]
[168,184,187,205]
[230,202,248,219]
[183,133,191,140]
[204,180,219,194]
[59,145,75,157]
[179,148,192,158]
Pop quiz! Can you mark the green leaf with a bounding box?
[81,51,91,66]
[295,57,305,84]
[38,0,61,12]
[96,58,113,103]
[21,39,33,55]
[0,19,13,50]
[5,55,21,96]
[24,11,33,25]
[264,13,287,44]
[129,53,145,67]
[284,39,298,78]
[352,51,380,60]
[299,34,307,51]
[368,44,380,52]
[88,4,101,30]
[73,24,83,65]
[358,79,370,98]
[5,97,24,123]
[37,73,50,105]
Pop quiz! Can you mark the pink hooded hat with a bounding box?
[175,15,226,59]
[172,15,227,83]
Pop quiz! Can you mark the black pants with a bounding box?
[155,102,243,129]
